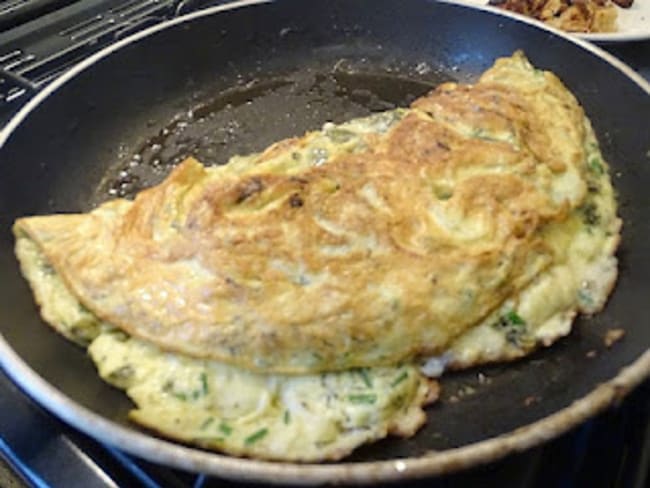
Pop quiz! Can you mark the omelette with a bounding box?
[13,52,621,461]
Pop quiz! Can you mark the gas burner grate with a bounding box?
[0,0,187,111]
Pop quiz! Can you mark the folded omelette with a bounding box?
[13,52,621,461]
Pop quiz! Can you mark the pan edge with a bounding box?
[0,0,649,483]
[0,331,647,484]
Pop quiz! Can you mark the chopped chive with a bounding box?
[315,439,336,448]
[347,393,377,404]
[171,392,187,401]
[283,410,291,425]
[580,202,600,226]
[505,310,525,326]
[391,371,409,387]
[358,368,372,388]
[589,157,604,175]
[326,128,355,143]
[391,394,406,409]
[577,288,594,307]
[493,310,529,347]
[196,437,224,444]
[245,428,268,445]
[199,417,214,430]
[219,422,233,436]
[200,372,209,395]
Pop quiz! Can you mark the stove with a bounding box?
[0,2,649,486]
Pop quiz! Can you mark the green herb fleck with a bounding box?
[200,417,214,430]
[172,392,187,401]
[326,128,356,143]
[315,439,336,448]
[391,394,406,409]
[493,310,528,346]
[588,157,604,175]
[505,310,525,326]
[245,428,268,445]
[347,393,377,404]
[577,288,594,307]
[163,381,188,401]
[433,184,454,200]
[580,202,601,227]
[219,422,233,436]
[391,371,409,387]
[283,410,291,425]
[196,437,224,444]
[200,372,209,395]
[358,368,373,388]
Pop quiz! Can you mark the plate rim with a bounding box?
[443,0,650,43]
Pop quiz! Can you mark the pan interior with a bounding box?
[93,60,452,202]
[0,0,648,466]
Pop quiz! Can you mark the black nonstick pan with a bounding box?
[0,0,649,484]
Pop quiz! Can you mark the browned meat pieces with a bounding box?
[488,0,626,33]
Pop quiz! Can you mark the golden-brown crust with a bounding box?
[14,52,594,374]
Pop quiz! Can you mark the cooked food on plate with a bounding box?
[13,51,621,461]
[488,0,635,33]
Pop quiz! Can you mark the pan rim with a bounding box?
[0,0,649,483]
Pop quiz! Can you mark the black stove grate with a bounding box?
[0,0,218,111]
[0,0,79,31]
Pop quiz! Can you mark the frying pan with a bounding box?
[0,0,649,484]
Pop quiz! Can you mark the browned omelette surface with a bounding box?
[14,52,600,374]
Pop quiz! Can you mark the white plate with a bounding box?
[450,0,650,42]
